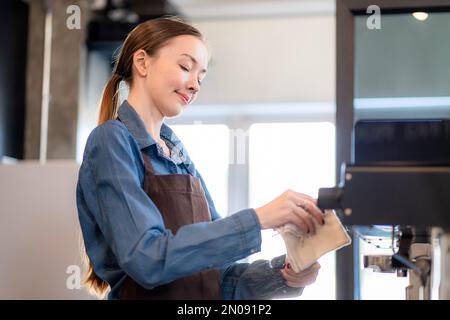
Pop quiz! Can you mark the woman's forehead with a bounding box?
[163,35,208,68]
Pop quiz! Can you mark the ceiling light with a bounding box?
[412,12,429,21]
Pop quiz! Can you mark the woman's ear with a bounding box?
[132,49,149,77]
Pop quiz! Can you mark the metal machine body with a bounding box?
[319,120,450,300]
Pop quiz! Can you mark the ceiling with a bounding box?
[168,0,335,19]
[89,0,335,21]
[86,0,335,42]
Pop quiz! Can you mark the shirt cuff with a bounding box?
[270,254,305,299]
[231,208,262,256]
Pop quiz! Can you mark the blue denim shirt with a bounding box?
[76,100,303,300]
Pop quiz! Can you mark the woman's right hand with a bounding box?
[254,189,325,234]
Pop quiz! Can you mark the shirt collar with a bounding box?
[116,100,192,166]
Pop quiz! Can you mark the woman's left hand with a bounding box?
[281,259,321,288]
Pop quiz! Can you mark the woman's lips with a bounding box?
[175,91,189,104]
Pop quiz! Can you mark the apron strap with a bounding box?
[141,152,155,175]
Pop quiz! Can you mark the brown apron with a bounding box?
[120,151,221,300]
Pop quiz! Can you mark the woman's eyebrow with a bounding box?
[180,53,207,73]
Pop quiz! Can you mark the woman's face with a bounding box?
[143,35,208,118]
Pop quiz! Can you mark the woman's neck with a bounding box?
[128,88,165,144]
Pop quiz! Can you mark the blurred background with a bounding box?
[1,0,448,300]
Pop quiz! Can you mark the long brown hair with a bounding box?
[82,16,204,299]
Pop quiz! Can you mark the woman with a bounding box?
[76,16,324,300]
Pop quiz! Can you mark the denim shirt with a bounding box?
[76,100,303,300]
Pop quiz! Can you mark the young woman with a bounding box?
[76,16,324,300]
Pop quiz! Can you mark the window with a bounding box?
[170,124,230,215]
[248,122,336,299]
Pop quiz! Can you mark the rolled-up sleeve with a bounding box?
[81,123,262,289]
[220,255,304,300]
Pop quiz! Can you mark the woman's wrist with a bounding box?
[254,207,266,229]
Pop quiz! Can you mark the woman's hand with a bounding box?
[281,260,321,288]
[254,189,324,234]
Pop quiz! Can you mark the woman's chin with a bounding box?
[165,107,183,118]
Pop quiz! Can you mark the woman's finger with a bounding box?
[293,191,316,204]
[282,269,319,287]
[288,192,323,223]
[285,262,321,278]
[286,276,317,288]
[283,267,319,282]
[286,190,315,205]
[292,204,315,234]
[287,207,310,234]
[303,200,325,225]
[291,194,324,226]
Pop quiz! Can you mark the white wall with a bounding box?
[191,15,335,104]
[0,162,92,299]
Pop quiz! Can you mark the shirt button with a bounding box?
[250,248,256,253]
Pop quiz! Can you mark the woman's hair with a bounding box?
[97,16,204,126]
[83,16,204,299]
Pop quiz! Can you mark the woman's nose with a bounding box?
[187,78,199,94]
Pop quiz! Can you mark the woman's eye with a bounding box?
[179,65,189,72]
[197,79,202,86]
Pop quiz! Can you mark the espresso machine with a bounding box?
[318,119,450,300]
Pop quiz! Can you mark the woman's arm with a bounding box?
[80,122,262,290]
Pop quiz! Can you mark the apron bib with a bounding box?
[120,151,221,299]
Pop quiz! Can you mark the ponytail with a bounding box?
[80,235,110,299]
[98,73,122,125]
